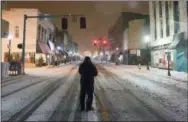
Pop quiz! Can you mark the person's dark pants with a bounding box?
[80,84,94,110]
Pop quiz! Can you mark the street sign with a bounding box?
[137,50,141,56]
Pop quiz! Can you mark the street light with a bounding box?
[7,34,13,62]
[57,46,61,50]
[144,35,150,43]
[116,47,119,51]
[144,35,150,70]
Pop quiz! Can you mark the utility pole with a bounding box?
[22,15,27,75]
[147,44,150,70]
[167,52,171,76]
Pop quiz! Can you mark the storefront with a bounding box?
[152,49,175,69]
[36,41,51,66]
[151,31,188,71]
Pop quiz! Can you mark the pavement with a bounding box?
[1,62,187,121]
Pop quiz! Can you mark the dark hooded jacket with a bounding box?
[79,57,98,86]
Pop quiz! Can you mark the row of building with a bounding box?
[1,8,78,67]
[108,0,188,72]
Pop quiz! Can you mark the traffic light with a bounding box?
[17,43,22,49]
[103,40,107,46]
[80,17,86,29]
[62,18,68,30]
[93,40,97,46]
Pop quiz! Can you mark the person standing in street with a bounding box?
[78,56,98,111]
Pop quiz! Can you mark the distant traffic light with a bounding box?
[93,40,97,46]
[103,40,107,46]
[80,17,86,29]
[62,18,68,30]
[17,43,22,49]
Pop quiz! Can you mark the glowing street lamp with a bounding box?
[116,47,119,51]
[8,34,13,40]
[144,35,150,43]
[57,46,61,50]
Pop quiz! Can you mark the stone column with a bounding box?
[179,0,188,32]
[162,1,167,37]
[156,1,161,40]
[169,1,174,36]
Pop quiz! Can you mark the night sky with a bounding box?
[6,1,149,55]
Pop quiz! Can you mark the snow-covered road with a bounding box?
[1,62,187,121]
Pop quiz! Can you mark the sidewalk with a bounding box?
[103,63,188,82]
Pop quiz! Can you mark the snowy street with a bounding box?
[1,62,187,121]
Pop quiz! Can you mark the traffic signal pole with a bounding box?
[21,14,85,75]
[22,15,27,75]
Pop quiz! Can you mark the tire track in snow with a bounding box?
[6,66,76,121]
[97,65,166,121]
[49,73,79,121]
[101,65,187,121]
[1,75,37,87]
[2,77,49,98]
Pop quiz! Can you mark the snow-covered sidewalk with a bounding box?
[103,63,187,82]
[100,64,188,121]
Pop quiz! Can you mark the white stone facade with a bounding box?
[149,1,188,47]
[149,1,188,70]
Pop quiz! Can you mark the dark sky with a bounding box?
[6,1,149,55]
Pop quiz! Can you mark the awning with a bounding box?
[38,41,51,54]
[169,32,186,49]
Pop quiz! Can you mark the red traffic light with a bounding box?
[103,40,107,44]
[93,40,97,46]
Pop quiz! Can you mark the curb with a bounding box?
[2,75,24,82]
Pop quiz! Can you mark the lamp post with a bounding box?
[166,52,171,76]
[7,34,13,62]
[144,35,150,70]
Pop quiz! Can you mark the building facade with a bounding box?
[108,12,149,64]
[1,8,56,67]
[55,30,78,55]
[149,1,188,72]
[125,18,150,65]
